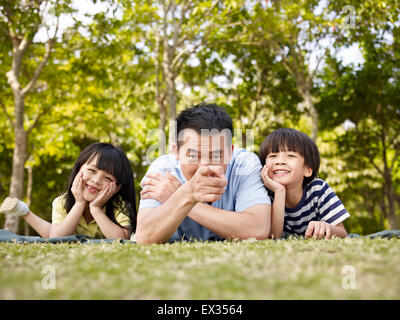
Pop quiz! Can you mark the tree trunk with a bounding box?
[25,161,33,236]
[162,44,177,147]
[5,125,27,233]
[163,46,177,121]
[303,91,318,141]
[155,31,167,133]
[3,3,56,233]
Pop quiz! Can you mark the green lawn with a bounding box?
[0,237,399,299]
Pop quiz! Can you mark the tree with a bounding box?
[0,0,74,232]
[317,0,400,229]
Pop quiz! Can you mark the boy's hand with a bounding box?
[261,165,286,193]
[140,171,182,203]
[89,182,121,209]
[305,221,332,239]
[71,172,86,204]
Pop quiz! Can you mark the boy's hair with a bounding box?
[259,128,320,186]
[64,142,137,233]
[176,102,233,148]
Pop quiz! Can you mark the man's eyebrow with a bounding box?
[187,148,199,153]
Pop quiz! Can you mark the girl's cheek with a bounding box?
[80,172,90,182]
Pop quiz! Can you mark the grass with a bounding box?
[0,237,399,300]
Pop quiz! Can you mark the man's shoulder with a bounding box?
[228,148,262,177]
[231,148,261,163]
[148,154,178,171]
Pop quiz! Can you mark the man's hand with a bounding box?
[186,165,228,203]
[140,171,182,203]
[305,221,332,239]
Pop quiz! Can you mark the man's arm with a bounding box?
[135,166,227,244]
[135,185,197,244]
[188,203,271,240]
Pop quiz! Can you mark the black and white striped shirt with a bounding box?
[269,178,350,236]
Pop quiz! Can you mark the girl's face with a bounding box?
[79,156,118,202]
[265,150,312,188]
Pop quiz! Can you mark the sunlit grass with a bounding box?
[0,238,399,299]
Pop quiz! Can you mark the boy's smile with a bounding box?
[272,169,290,176]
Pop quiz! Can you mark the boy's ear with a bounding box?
[304,166,313,178]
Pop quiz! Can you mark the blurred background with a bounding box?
[0,0,399,235]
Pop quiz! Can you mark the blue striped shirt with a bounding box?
[269,178,350,236]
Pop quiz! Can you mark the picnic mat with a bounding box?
[0,229,135,244]
[0,229,399,244]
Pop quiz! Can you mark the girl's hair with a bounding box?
[259,128,320,186]
[64,142,137,233]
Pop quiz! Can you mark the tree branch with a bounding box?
[0,24,12,39]
[27,104,52,135]
[21,38,54,96]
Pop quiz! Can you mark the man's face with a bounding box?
[174,129,233,181]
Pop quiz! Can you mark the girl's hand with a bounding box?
[89,182,121,209]
[140,171,182,203]
[71,172,86,204]
[261,165,285,193]
[305,221,332,239]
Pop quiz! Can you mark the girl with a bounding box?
[259,128,350,239]
[0,143,137,239]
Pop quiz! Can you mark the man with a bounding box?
[135,103,271,244]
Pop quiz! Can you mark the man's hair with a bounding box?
[258,128,320,186]
[176,102,233,148]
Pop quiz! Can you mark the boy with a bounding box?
[259,128,350,239]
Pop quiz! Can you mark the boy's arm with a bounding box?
[269,189,286,239]
[305,221,347,239]
[307,180,350,239]
[261,165,285,239]
[331,222,347,237]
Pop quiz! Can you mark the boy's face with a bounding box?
[265,150,312,187]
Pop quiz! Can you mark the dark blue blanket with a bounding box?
[0,229,134,244]
[0,229,399,244]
